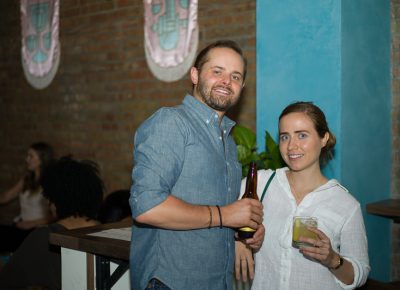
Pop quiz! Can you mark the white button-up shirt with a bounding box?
[240,168,370,290]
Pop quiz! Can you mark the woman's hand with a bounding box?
[235,241,254,282]
[298,227,337,269]
[15,216,54,230]
[298,227,355,285]
[0,179,23,204]
[241,223,265,251]
[15,220,36,230]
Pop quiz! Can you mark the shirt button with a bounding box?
[219,136,222,140]
[228,187,231,191]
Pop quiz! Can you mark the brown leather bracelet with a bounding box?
[329,254,344,270]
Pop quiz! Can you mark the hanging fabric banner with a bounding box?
[21,0,60,89]
[144,0,198,82]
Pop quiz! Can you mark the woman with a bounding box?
[235,102,370,290]
[0,156,104,289]
[0,142,55,252]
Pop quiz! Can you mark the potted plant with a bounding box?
[232,124,285,177]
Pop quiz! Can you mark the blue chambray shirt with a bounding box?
[129,95,242,290]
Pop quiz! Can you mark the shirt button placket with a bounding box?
[280,250,290,289]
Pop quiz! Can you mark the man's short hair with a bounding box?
[193,40,247,82]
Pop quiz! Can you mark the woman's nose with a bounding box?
[288,138,298,149]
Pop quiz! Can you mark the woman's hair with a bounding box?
[97,189,132,224]
[41,156,104,220]
[23,142,55,192]
[279,101,336,165]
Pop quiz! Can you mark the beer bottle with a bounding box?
[237,161,258,239]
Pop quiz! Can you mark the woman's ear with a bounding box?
[321,132,329,147]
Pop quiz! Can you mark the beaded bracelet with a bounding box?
[206,205,212,228]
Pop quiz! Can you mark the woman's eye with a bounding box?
[279,135,288,142]
[299,133,307,139]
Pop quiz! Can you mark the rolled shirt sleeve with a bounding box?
[334,205,370,289]
[130,108,186,218]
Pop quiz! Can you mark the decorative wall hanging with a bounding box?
[21,0,60,89]
[144,0,198,82]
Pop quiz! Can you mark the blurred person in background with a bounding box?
[0,156,104,289]
[0,142,55,252]
[98,189,132,224]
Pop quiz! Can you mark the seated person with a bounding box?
[97,189,132,224]
[0,156,104,289]
[0,142,56,252]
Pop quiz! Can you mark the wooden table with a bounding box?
[366,199,400,223]
[49,220,132,290]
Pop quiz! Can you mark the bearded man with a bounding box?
[129,40,264,290]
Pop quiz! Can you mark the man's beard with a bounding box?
[196,80,239,112]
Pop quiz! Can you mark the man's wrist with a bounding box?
[216,205,223,228]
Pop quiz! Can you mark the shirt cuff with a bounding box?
[333,257,370,290]
[130,189,169,218]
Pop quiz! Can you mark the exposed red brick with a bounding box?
[0,0,256,195]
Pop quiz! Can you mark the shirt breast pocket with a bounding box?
[230,160,242,192]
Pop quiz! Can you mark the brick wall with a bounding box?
[392,0,400,281]
[0,0,256,194]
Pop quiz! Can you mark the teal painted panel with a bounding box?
[257,0,392,282]
[257,0,341,178]
[341,0,391,282]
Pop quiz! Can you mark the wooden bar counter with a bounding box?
[50,219,132,260]
[366,199,400,223]
[49,219,132,290]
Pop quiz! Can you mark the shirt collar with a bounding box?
[182,94,236,133]
[277,167,342,194]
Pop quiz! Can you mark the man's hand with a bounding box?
[221,198,263,230]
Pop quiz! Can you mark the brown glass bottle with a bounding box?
[237,161,258,239]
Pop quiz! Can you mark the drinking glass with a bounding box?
[292,216,318,248]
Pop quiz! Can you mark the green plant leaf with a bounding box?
[264,130,277,154]
[233,125,285,177]
[232,125,256,151]
[270,145,285,169]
